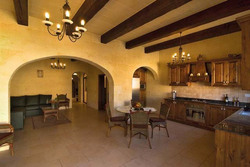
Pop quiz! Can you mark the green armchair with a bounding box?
[0,124,14,156]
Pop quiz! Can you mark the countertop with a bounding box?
[164,97,250,136]
[214,108,250,136]
[164,97,249,108]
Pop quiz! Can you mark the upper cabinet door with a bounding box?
[170,66,179,86]
[211,59,240,87]
[169,64,189,86]
[179,64,189,85]
[212,61,225,86]
[227,60,240,86]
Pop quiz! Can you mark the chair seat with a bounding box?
[110,116,126,122]
[149,117,165,122]
[0,133,13,145]
[0,133,12,140]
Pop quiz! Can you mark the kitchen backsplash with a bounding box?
[171,82,250,103]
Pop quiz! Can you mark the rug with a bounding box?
[32,112,71,129]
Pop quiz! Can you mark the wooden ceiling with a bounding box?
[3,0,250,53]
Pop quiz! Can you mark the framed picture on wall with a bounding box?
[37,70,43,78]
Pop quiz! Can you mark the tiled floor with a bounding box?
[0,103,216,167]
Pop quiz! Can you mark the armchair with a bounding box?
[56,94,70,109]
[0,124,14,156]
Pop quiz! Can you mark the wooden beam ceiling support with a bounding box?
[13,0,28,26]
[69,0,109,33]
[126,0,250,49]
[101,0,191,44]
[145,21,241,53]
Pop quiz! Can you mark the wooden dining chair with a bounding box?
[149,103,171,138]
[128,110,152,149]
[105,104,127,137]
[0,124,14,156]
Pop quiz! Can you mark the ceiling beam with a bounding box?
[68,0,109,33]
[126,0,250,49]
[145,21,241,53]
[13,0,28,26]
[101,0,191,44]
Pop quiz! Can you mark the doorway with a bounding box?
[98,74,107,110]
[83,74,87,103]
[132,68,147,106]
[72,72,87,103]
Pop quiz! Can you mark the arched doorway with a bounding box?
[72,72,87,103]
[8,56,115,123]
[132,67,158,107]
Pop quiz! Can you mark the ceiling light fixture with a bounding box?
[42,0,87,42]
[172,32,191,64]
[51,59,66,69]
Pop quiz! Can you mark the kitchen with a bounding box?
[158,15,250,166]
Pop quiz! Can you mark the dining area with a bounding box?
[105,101,171,149]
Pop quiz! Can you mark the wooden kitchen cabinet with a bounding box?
[211,59,240,86]
[165,100,175,119]
[175,101,186,121]
[169,65,178,86]
[225,106,239,118]
[169,64,190,86]
[207,105,227,127]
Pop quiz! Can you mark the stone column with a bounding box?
[237,14,250,90]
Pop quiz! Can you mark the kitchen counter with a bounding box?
[164,97,249,108]
[214,108,250,136]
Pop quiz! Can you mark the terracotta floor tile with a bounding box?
[0,103,216,167]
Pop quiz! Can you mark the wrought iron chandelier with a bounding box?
[172,32,191,64]
[51,59,66,69]
[42,0,87,42]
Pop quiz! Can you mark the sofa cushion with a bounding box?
[39,94,52,105]
[11,96,26,107]
[11,107,26,113]
[26,110,42,117]
[26,105,40,111]
[40,104,51,108]
[26,95,39,106]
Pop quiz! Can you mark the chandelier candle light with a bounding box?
[51,59,66,69]
[172,32,191,64]
[42,0,87,42]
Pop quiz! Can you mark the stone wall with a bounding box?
[0,9,159,122]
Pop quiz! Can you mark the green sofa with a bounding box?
[11,94,52,129]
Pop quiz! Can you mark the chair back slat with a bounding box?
[130,110,150,128]
[105,103,111,120]
[159,103,171,120]
[56,94,67,101]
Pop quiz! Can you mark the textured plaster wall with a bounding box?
[146,70,171,112]
[0,9,159,122]
[159,32,250,103]
[10,59,103,109]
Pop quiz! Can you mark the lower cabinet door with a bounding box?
[175,102,186,121]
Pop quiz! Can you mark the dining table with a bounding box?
[116,106,157,114]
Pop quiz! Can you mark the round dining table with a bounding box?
[116,106,157,114]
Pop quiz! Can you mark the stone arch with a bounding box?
[132,66,158,80]
[8,55,115,121]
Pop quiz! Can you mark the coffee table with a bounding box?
[41,107,59,122]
